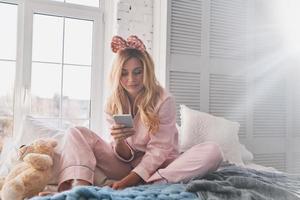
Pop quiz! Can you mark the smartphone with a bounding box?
[112,114,133,128]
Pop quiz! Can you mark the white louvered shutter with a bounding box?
[170,0,202,56]
[249,0,291,171]
[169,71,201,124]
[208,0,248,139]
[210,0,247,60]
[167,0,294,172]
[294,73,300,138]
[253,76,287,137]
[168,0,203,122]
[253,153,286,171]
[209,74,247,137]
[293,153,300,173]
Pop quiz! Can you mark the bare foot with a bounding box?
[38,191,58,196]
[39,179,91,196]
[38,184,59,196]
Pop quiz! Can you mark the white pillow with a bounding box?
[179,104,244,166]
[240,143,254,164]
[0,137,19,177]
[0,117,68,180]
[15,115,70,147]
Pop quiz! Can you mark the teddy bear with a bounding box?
[0,138,57,200]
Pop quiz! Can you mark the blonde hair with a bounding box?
[106,48,162,134]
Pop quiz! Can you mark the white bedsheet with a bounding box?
[245,162,279,173]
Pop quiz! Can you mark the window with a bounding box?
[0,2,18,138]
[30,14,93,128]
[1,0,104,141]
[52,0,100,7]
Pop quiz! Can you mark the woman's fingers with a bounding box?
[113,131,134,140]
[114,132,134,140]
[111,124,126,129]
[111,127,135,135]
[110,126,135,141]
[112,183,119,189]
[110,181,124,190]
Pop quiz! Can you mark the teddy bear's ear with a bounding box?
[18,145,28,160]
[49,139,58,148]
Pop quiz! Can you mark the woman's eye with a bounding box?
[133,69,142,75]
[121,72,128,76]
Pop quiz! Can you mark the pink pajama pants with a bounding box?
[57,127,143,189]
[56,126,223,190]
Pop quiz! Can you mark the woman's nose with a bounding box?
[128,73,135,82]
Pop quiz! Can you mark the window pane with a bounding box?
[64,18,93,65]
[64,119,89,128]
[62,65,91,119]
[32,14,63,63]
[0,3,17,60]
[0,117,13,140]
[30,14,93,128]
[0,61,15,136]
[36,117,71,130]
[31,63,62,117]
[66,0,99,7]
[0,61,15,114]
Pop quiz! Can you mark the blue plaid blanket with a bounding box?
[31,165,300,200]
[31,183,197,200]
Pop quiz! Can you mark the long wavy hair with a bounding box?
[106,48,163,134]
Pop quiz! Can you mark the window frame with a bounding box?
[13,0,104,140]
[0,0,18,138]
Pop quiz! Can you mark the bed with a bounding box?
[2,106,300,200]
[31,163,300,200]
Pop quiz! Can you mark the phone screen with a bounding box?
[113,114,133,128]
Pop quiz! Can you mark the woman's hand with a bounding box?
[110,124,135,143]
[111,124,135,160]
[110,172,144,190]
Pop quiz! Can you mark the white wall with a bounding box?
[101,0,155,140]
[115,0,153,52]
[102,0,155,100]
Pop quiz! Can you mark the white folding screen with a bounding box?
[209,0,247,60]
[208,0,248,141]
[168,0,203,124]
[253,153,286,171]
[168,0,248,137]
[169,70,201,125]
[209,74,247,137]
[292,68,300,173]
[170,0,202,56]
[252,76,287,138]
[250,0,293,172]
[295,80,300,138]
[167,0,298,172]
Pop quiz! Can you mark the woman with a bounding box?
[56,35,223,191]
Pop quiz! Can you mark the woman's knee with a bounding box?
[202,142,223,168]
[66,126,93,142]
[68,126,105,145]
[73,126,90,134]
[67,126,92,137]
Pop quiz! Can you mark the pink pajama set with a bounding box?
[57,90,223,188]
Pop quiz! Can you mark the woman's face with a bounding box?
[120,57,144,99]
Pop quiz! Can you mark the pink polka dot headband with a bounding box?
[111,35,146,53]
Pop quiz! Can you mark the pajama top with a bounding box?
[107,89,180,181]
